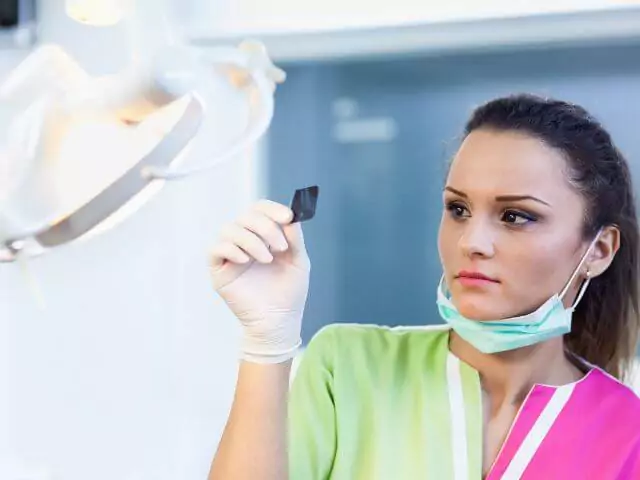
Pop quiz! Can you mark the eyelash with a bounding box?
[445,201,538,226]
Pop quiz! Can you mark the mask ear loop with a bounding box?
[560,228,602,308]
[569,268,591,310]
[438,275,453,298]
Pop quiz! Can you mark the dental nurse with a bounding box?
[208,94,640,479]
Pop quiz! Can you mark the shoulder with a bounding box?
[297,323,451,373]
[588,369,640,430]
[308,322,449,350]
[593,368,640,404]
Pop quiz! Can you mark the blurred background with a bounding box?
[1,0,640,478]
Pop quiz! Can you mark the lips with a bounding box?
[456,270,499,282]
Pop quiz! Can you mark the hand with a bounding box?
[210,200,310,363]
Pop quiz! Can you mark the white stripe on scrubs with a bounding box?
[446,353,576,480]
[447,354,469,480]
[501,384,575,479]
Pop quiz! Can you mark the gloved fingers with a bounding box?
[219,222,273,264]
[210,241,251,269]
[254,199,293,225]
[237,210,288,253]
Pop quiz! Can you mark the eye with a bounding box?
[446,201,470,220]
[501,209,537,225]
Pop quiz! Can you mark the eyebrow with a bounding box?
[444,186,551,207]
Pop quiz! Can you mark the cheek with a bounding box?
[509,241,574,291]
[495,238,579,316]
[438,216,456,274]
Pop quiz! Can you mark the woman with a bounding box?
[208,94,640,479]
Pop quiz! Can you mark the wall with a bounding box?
[0,1,260,478]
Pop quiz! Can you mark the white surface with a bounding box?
[0,166,255,479]
[190,7,640,63]
[0,1,262,479]
[183,0,640,36]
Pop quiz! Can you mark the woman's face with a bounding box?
[438,128,592,320]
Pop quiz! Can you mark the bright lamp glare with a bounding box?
[65,0,131,26]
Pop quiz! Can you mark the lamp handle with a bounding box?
[141,41,285,181]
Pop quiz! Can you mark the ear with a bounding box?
[586,225,620,278]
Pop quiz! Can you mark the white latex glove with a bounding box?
[210,200,311,364]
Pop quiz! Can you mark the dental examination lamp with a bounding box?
[0,0,285,262]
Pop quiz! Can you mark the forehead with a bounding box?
[447,129,572,198]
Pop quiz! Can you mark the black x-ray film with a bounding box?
[291,186,319,223]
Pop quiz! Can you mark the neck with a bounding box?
[448,330,585,407]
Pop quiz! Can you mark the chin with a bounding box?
[452,297,504,321]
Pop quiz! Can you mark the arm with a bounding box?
[205,200,310,479]
[208,361,292,480]
[209,325,338,480]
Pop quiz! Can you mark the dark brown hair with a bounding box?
[464,94,640,381]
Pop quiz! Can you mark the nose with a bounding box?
[458,219,495,259]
